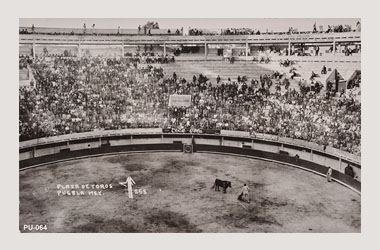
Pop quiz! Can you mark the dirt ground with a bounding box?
[19,152,361,233]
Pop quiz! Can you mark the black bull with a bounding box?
[211,179,232,193]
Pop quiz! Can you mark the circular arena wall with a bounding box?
[19,129,361,193]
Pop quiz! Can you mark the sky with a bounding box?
[19,18,359,32]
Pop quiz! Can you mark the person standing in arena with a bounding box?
[242,184,249,200]
[238,184,250,202]
[326,167,333,182]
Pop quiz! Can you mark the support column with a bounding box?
[245,41,249,61]
[310,149,313,161]
[204,41,207,60]
[288,40,291,57]
[32,42,36,58]
[121,43,124,58]
[333,37,336,57]
[163,42,166,56]
[78,43,81,58]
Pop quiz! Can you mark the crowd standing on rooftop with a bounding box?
[221,28,259,35]
[19,20,360,36]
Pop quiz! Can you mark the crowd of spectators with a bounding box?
[164,72,360,155]
[19,56,169,141]
[124,52,175,64]
[313,21,360,33]
[19,28,31,34]
[19,55,361,155]
[167,28,182,35]
[19,55,33,70]
[347,71,361,89]
[326,24,353,33]
[221,28,259,35]
[137,22,158,36]
[188,28,204,36]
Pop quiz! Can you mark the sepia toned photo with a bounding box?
[18,18,361,233]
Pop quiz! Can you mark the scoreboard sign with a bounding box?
[169,95,192,107]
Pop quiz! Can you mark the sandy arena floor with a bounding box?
[19,152,361,233]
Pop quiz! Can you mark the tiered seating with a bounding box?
[159,57,361,95]
[160,61,274,82]
[19,45,32,57]
[19,67,34,87]
[19,69,29,81]
[80,46,122,57]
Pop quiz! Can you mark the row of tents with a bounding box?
[326,68,361,92]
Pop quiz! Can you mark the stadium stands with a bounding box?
[18,26,361,157]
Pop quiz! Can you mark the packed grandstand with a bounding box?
[18,21,361,156]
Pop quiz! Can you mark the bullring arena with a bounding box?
[19,19,361,233]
